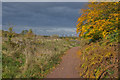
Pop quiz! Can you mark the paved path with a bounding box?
[47,47,81,78]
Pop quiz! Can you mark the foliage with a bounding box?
[76,3,119,78]
[76,2,119,41]
[21,30,28,35]
[7,27,15,43]
[25,29,35,38]
[2,40,25,78]
[78,39,118,78]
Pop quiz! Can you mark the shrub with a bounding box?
[78,39,118,78]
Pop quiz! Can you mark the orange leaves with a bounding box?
[77,18,81,22]
[76,28,80,33]
[76,2,119,40]
[102,32,106,38]
[77,50,82,57]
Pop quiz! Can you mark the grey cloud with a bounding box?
[3,0,118,2]
[3,2,87,26]
[0,2,2,30]
[2,0,88,2]
[2,2,87,35]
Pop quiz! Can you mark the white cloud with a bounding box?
[46,27,76,33]
[2,25,77,36]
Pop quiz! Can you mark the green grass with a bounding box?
[2,53,25,78]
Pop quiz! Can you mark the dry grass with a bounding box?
[2,36,79,78]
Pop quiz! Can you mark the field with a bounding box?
[1,29,119,79]
[2,33,80,78]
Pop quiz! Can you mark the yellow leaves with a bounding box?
[82,26,86,31]
[81,63,85,68]
[77,50,82,56]
[76,2,118,40]
[105,52,111,57]
[78,38,118,78]
[76,28,80,33]
[102,32,106,38]
[77,18,81,22]
[98,27,103,31]
[116,17,118,21]
[110,13,119,17]
[95,69,101,78]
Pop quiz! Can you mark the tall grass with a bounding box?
[2,36,79,78]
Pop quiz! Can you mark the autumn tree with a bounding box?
[76,2,119,42]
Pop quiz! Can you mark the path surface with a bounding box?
[47,47,81,78]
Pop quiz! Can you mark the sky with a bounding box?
[2,0,88,2]
[2,2,88,36]
[2,0,118,2]
[0,2,1,30]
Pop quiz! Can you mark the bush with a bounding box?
[78,39,118,78]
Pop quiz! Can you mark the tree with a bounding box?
[76,2,119,42]
[21,30,28,35]
[7,27,14,42]
[25,29,35,38]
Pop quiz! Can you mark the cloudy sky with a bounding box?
[0,2,1,30]
[2,0,88,2]
[2,2,88,36]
